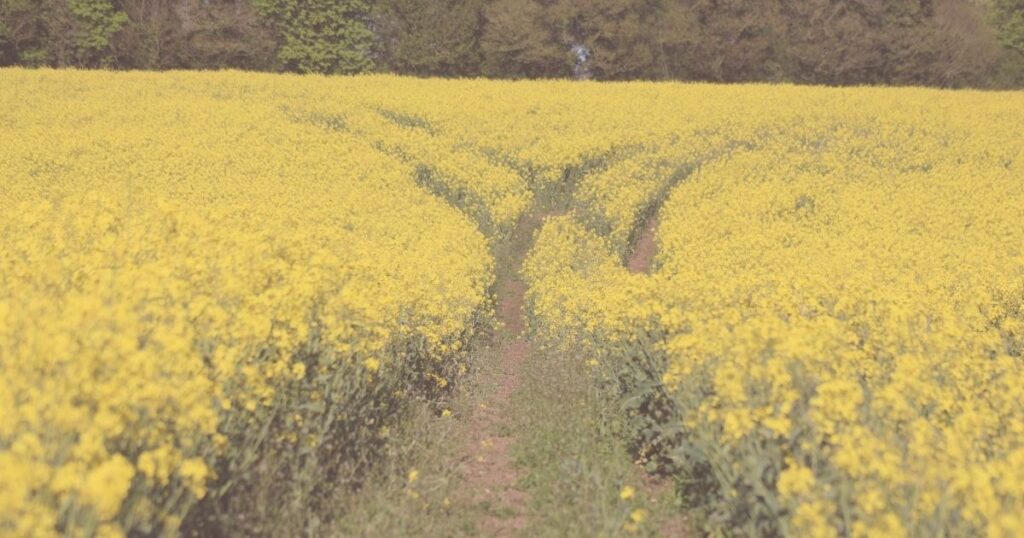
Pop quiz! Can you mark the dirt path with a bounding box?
[446,207,688,536]
[454,211,546,536]
[459,282,529,536]
[628,215,659,273]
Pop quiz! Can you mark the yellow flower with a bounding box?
[4,64,1024,538]
[96,523,126,538]
[178,458,210,499]
[792,501,839,538]
[777,463,815,499]
[619,485,636,500]
[80,456,135,521]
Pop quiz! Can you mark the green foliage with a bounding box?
[0,0,44,65]
[993,48,1024,86]
[375,0,483,76]
[112,0,185,69]
[548,0,673,80]
[251,0,374,74]
[479,0,688,80]
[512,347,688,536]
[481,0,569,78]
[0,0,1021,86]
[0,0,127,67]
[992,0,1024,53]
[181,317,485,535]
[985,0,1024,86]
[661,0,787,82]
[781,0,999,86]
[477,0,1001,86]
[0,5,14,64]
[67,0,127,61]
[112,0,278,71]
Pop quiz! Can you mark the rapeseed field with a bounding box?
[2,68,1022,536]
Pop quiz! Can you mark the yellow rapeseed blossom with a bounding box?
[521,84,1024,535]
[79,456,135,521]
[620,485,636,500]
[0,69,493,536]
[776,463,815,499]
[3,68,1022,536]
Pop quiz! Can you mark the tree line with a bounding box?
[2,0,1023,88]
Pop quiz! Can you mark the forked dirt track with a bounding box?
[451,205,675,536]
[446,157,679,528]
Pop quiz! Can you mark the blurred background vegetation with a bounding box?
[1,0,1022,87]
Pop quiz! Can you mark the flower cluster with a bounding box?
[0,69,492,536]
[3,68,1022,537]
[523,85,1024,535]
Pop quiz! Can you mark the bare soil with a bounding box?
[460,292,530,535]
[454,211,545,536]
[628,216,659,273]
